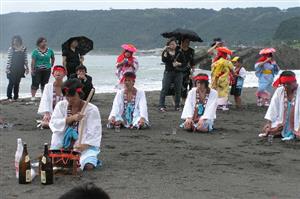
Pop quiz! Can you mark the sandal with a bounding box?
[159,108,166,112]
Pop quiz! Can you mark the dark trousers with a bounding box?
[7,75,22,100]
[181,72,193,99]
[159,71,183,108]
[31,68,51,91]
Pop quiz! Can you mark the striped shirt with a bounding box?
[6,46,28,70]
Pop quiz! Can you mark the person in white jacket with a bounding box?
[49,79,102,171]
[108,72,149,129]
[181,73,218,132]
[37,65,66,128]
[259,71,300,141]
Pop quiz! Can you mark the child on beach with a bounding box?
[115,44,139,89]
[230,57,247,108]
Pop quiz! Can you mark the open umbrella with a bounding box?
[259,48,276,55]
[62,36,93,55]
[161,28,203,42]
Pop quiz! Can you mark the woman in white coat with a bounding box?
[181,73,218,132]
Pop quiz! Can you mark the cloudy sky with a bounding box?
[1,0,299,14]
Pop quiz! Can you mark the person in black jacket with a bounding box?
[159,37,185,112]
[179,38,195,105]
[69,65,94,100]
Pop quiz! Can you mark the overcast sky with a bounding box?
[1,0,299,14]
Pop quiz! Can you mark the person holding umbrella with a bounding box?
[62,39,83,78]
[159,37,185,112]
[31,37,55,101]
[161,28,202,109]
[255,48,279,107]
[62,36,93,78]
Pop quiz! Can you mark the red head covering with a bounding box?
[213,47,232,62]
[273,75,297,88]
[256,54,272,64]
[193,75,209,81]
[52,65,66,75]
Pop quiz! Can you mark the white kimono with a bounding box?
[49,100,102,169]
[265,86,300,131]
[181,87,218,122]
[38,83,64,115]
[108,89,149,126]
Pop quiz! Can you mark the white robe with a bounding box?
[181,88,218,121]
[108,89,149,125]
[38,83,64,115]
[265,86,300,131]
[49,100,102,149]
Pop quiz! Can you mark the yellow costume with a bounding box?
[211,58,234,104]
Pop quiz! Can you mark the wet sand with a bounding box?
[1,88,300,199]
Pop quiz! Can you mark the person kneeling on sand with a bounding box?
[49,79,102,171]
[259,71,300,141]
[108,72,149,129]
[181,73,218,132]
[37,65,66,128]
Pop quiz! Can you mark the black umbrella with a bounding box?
[161,28,203,42]
[62,36,93,55]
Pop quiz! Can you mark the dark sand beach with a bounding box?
[1,88,300,199]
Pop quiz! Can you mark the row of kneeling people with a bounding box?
[38,68,300,171]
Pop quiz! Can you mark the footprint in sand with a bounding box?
[120,152,129,156]
[105,145,116,149]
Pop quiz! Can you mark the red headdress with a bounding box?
[52,65,66,75]
[193,75,209,81]
[273,74,297,88]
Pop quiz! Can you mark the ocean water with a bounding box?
[0,53,299,99]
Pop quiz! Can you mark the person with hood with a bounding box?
[255,48,279,107]
[211,47,234,110]
[115,44,139,89]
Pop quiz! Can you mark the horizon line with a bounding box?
[1,6,299,15]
